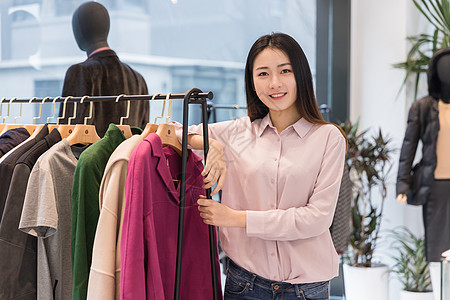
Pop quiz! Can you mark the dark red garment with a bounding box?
[121,133,222,300]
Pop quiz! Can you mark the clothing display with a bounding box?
[71,124,126,300]
[59,49,149,137]
[121,133,222,300]
[87,134,143,300]
[0,127,30,158]
[0,127,61,300]
[397,48,450,262]
[19,139,85,300]
[0,90,222,300]
[174,113,346,283]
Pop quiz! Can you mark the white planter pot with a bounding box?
[343,263,389,300]
[399,290,434,300]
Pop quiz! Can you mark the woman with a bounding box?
[180,33,346,300]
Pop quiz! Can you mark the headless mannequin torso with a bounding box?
[397,53,450,204]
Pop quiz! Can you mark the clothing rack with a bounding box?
[1,89,220,300]
[0,93,213,103]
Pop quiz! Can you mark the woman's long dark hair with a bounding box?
[245,33,327,126]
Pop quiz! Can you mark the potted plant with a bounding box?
[340,119,394,300]
[390,227,433,300]
[394,0,450,100]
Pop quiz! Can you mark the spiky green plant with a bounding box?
[389,227,432,292]
[394,0,450,100]
[341,119,394,267]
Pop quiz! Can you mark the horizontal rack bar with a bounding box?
[206,102,247,110]
[0,92,213,103]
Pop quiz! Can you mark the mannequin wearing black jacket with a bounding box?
[397,51,450,203]
[58,1,149,137]
[396,48,450,300]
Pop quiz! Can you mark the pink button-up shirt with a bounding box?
[175,113,346,283]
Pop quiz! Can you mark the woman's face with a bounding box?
[252,48,298,116]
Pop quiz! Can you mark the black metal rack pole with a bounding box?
[174,88,219,300]
[202,97,220,300]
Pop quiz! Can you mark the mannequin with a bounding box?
[397,48,450,300]
[58,1,149,137]
[437,54,450,101]
[72,1,110,56]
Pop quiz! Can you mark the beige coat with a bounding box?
[87,135,143,300]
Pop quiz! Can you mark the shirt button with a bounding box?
[271,179,275,184]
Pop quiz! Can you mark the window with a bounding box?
[0,0,317,125]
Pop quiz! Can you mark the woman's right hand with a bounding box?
[188,135,227,195]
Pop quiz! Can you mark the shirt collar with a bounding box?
[257,113,314,138]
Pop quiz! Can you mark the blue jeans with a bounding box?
[224,259,329,300]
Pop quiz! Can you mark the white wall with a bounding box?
[350,1,429,299]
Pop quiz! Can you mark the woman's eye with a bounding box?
[257,71,268,76]
[281,69,292,74]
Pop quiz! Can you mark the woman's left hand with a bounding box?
[197,195,246,228]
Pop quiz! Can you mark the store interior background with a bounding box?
[0,0,437,299]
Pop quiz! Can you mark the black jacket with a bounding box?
[58,49,149,137]
[396,48,450,204]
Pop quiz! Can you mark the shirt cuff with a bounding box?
[246,210,266,237]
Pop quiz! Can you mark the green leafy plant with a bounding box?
[390,227,432,292]
[394,0,450,100]
[341,119,394,267]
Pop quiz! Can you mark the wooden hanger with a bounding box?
[155,93,182,156]
[46,96,62,132]
[141,123,158,138]
[114,94,132,139]
[57,96,76,139]
[141,93,160,138]
[67,96,100,145]
[156,123,182,156]
[28,97,50,139]
[19,97,39,136]
[0,97,5,134]
[0,97,35,135]
[0,97,18,135]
